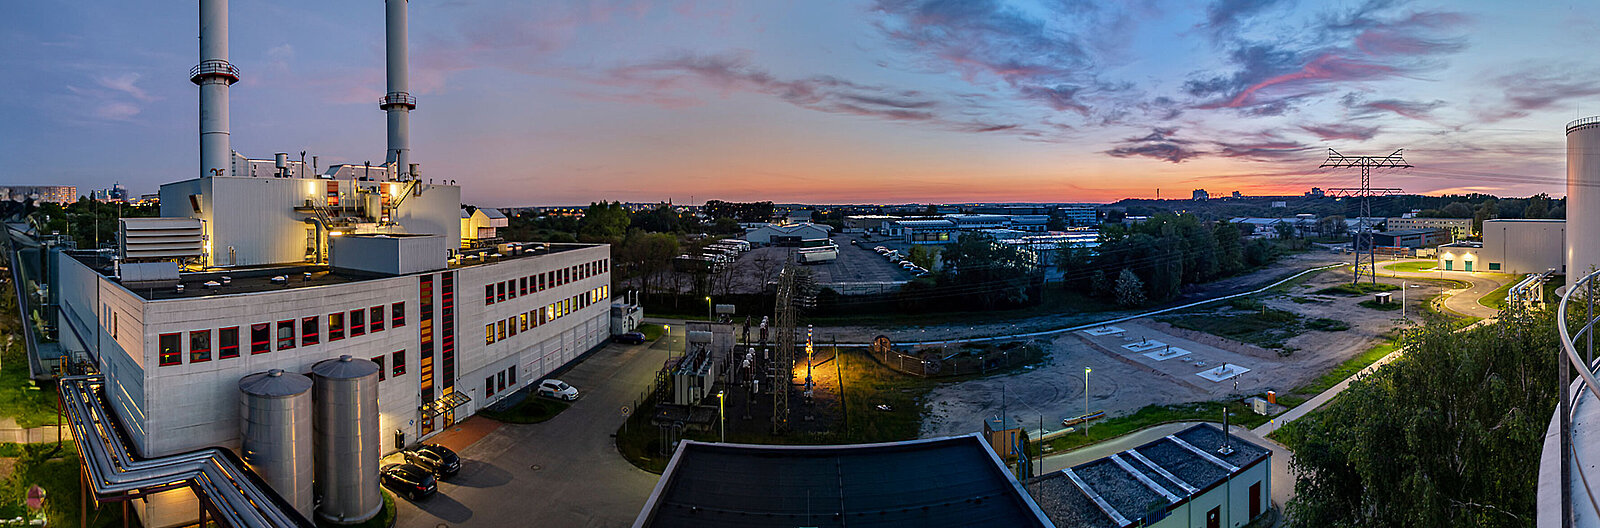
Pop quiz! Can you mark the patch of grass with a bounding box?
[1477,276,1522,311]
[479,395,571,424]
[0,342,59,429]
[1045,401,1272,454]
[1382,260,1437,273]
[1306,318,1351,331]
[615,349,935,474]
[1290,296,1325,304]
[636,323,664,342]
[1357,299,1402,311]
[1160,306,1302,349]
[0,441,129,528]
[1292,338,1400,396]
[1319,282,1401,295]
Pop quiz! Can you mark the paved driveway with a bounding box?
[394,340,665,528]
[1379,260,1511,319]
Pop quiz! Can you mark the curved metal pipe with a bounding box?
[59,376,311,527]
[304,218,327,263]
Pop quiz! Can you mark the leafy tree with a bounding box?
[578,201,629,243]
[1524,193,1549,219]
[1114,268,1145,306]
[1441,201,1473,218]
[1473,198,1498,233]
[1088,269,1111,298]
[1214,221,1245,274]
[909,245,940,270]
[938,233,1040,309]
[1282,310,1557,527]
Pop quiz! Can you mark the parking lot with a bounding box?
[718,236,916,293]
[392,340,664,528]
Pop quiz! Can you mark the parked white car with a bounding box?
[537,379,579,401]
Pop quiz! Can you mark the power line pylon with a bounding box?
[772,267,798,434]
[1319,148,1412,284]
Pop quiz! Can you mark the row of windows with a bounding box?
[485,365,517,398]
[484,258,610,306]
[158,302,407,367]
[485,285,608,345]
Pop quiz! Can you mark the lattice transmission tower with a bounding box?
[1319,148,1412,284]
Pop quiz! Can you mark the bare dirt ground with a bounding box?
[917,262,1452,438]
[818,250,1349,344]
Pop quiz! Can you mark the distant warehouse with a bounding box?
[744,222,832,246]
[1361,228,1450,249]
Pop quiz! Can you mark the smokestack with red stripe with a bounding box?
[193,0,239,178]
[381,0,415,181]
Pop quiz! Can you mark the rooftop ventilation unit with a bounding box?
[117,217,204,262]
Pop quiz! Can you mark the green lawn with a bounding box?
[479,395,571,424]
[1045,401,1271,454]
[1292,338,1400,396]
[636,323,664,341]
[1477,276,1523,310]
[0,341,58,429]
[1382,260,1437,273]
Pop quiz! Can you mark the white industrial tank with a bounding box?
[1568,117,1600,277]
[312,355,382,524]
[238,369,314,518]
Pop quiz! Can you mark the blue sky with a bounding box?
[3,0,1598,205]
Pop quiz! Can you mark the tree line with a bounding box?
[1063,213,1279,306]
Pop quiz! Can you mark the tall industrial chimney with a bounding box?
[193,0,238,178]
[381,0,416,181]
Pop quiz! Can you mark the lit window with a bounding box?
[498,320,506,341]
[509,316,518,337]
[486,324,495,345]
[520,313,527,331]
[302,316,320,346]
[190,330,211,363]
[329,312,345,341]
[370,306,385,332]
[251,323,271,354]
[277,320,295,350]
[219,327,239,359]
[159,333,181,366]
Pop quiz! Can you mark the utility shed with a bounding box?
[1027,424,1271,528]
[633,434,1055,528]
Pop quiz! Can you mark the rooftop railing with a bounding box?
[1567,116,1600,134]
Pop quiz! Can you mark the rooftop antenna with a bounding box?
[1319,148,1411,284]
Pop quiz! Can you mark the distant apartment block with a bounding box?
[1060,206,1097,227]
[0,185,77,203]
[1386,216,1473,240]
[1192,189,1209,201]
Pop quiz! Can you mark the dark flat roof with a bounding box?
[635,435,1052,528]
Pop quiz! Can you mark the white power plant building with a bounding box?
[50,1,616,526]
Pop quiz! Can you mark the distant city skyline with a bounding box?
[4,0,1596,206]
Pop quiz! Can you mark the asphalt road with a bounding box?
[1378,261,1512,320]
[393,339,665,528]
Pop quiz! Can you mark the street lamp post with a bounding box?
[717,390,726,442]
[706,296,713,322]
[1084,367,1091,438]
[805,325,814,391]
[664,324,671,360]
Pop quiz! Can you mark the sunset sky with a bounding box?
[4,0,1598,206]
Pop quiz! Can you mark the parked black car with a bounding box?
[381,463,437,501]
[613,331,647,345]
[401,443,462,478]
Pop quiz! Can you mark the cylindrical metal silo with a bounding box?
[1568,117,1600,277]
[312,355,382,524]
[239,369,314,518]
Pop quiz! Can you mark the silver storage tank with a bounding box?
[312,355,382,524]
[239,369,315,519]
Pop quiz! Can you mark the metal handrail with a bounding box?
[1568,116,1600,134]
[378,91,416,108]
[1556,268,1600,524]
[189,59,241,82]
